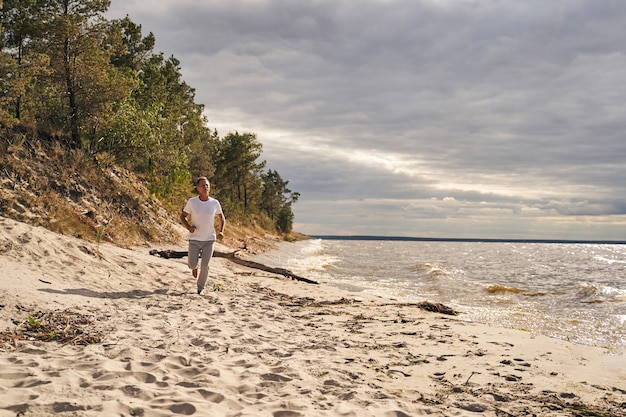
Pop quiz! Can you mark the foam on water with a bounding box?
[253,239,340,276]
[595,256,626,265]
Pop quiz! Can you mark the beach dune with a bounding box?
[0,216,624,416]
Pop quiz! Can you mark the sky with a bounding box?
[107,0,626,241]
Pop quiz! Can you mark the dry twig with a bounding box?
[0,308,103,350]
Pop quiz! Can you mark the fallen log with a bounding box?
[149,249,186,259]
[149,249,319,285]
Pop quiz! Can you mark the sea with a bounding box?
[250,237,626,352]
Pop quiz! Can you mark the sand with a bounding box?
[0,215,624,417]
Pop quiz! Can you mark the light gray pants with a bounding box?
[188,240,215,291]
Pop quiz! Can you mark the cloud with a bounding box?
[107,0,626,239]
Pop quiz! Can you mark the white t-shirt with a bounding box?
[182,196,223,241]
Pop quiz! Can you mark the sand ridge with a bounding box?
[0,215,624,416]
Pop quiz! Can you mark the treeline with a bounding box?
[0,0,299,233]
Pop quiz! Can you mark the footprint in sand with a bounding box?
[198,389,226,403]
[168,403,196,415]
[17,233,31,244]
[148,399,197,416]
[273,411,305,417]
[129,371,157,383]
[51,402,87,413]
[190,337,222,351]
[261,373,293,382]
[121,384,150,400]
[0,370,52,388]
[6,357,39,366]
[164,362,204,379]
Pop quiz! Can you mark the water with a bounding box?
[251,238,626,351]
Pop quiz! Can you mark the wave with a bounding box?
[483,285,549,297]
[299,238,326,256]
[250,239,339,277]
[576,283,626,303]
[412,263,449,276]
[285,240,339,274]
[485,285,527,294]
[593,256,626,265]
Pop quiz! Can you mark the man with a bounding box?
[180,176,225,294]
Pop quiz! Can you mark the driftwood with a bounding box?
[412,301,459,316]
[149,249,319,285]
[149,249,188,259]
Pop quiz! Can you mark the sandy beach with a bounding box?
[0,215,624,417]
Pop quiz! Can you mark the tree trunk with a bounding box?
[149,249,319,285]
[64,36,80,148]
[15,39,22,120]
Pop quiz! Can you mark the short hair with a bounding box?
[196,176,209,185]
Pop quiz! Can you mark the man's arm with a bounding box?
[216,213,225,240]
[180,210,195,232]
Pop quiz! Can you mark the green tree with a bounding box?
[275,203,295,234]
[135,54,205,196]
[261,169,299,233]
[87,15,212,198]
[211,132,266,218]
[105,50,211,197]
[261,169,299,218]
[188,127,218,182]
[0,0,11,126]
[109,16,154,71]
[97,16,156,162]
[38,0,128,149]
[0,51,17,127]
[1,0,48,122]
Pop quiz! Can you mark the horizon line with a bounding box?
[310,235,626,245]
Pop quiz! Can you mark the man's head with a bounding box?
[196,176,210,196]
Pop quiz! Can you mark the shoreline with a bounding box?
[258,238,626,353]
[1,216,624,416]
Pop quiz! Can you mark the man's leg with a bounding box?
[196,240,215,294]
[188,240,201,279]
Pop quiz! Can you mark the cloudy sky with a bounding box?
[107,0,626,241]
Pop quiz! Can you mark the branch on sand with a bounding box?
[149,249,319,285]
